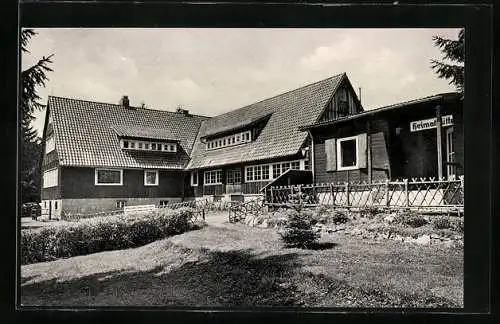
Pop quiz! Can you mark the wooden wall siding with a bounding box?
[226,184,242,194]
[203,184,225,196]
[60,167,185,199]
[41,186,61,200]
[192,155,305,196]
[313,118,390,183]
[42,150,59,171]
[319,81,361,122]
[242,181,270,194]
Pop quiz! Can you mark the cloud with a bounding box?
[24,28,461,136]
[300,36,356,69]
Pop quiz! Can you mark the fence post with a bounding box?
[298,185,302,205]
[404,178,409,207]
[345,182,350,207]
[269,187,274,205]
[385,180,390,207]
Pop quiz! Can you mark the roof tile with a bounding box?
[49,97,209,169]
[186,73,345,169]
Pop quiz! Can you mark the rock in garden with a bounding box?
[404,237,415,244]
[430,234,441,240]
[258,219,268,228]
[415,234,431,245]
[352,228,362,236]
[443,240,455,248]
[383,215,395,223]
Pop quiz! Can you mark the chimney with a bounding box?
[120,95,130,109]
[176,105,190,116]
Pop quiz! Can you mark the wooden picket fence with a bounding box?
[228,199,266,223]
[264,175,464,214]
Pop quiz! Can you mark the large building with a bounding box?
[40,72,463,218]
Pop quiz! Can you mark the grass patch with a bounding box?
[21,219,463,307]
[21,207,205,265]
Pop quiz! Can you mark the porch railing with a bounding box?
[264,175,464,212]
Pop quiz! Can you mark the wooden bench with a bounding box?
[124,204,156,216]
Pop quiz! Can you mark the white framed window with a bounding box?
[144,170,159,186]
[42,168,58,188]
[245,164,271,182]
[204,169,222,185]
[95,168,123,186]
[138,142,143,149]
[206,130,254,151]
[245,159,308,182]
[272,163,282,179]
[45,136,55,154]
[227,169,241,184]
[191,171,198,186]
[290,161,300,170]
[337,135,359,170]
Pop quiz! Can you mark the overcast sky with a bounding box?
[22,28,460,137]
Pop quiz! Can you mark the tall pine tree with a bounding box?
[21,29,53,203]
[431,29,464,93]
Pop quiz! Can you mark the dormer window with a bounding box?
[120,139,176,152]
[205,130,253,151]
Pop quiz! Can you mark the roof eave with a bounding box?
[201,113,273,140]
[299,92,461,131]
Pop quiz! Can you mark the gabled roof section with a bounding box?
[111,124,180,142]
[299,92,461,131]
[187,73,345,170]
[48,96,210,169]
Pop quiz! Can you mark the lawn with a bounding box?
[20,213,463,308]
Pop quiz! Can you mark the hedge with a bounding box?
[21,207,204,265]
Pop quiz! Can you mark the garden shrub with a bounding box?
[331,211,349,224]
[359,207,379,219]
[279,206,320,248]
[21,207,200,265]
[452,218,464,233]
[432,217,452,230]
[394,210,428,228]
[403,215,428,228]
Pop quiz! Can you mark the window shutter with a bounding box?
[325,138,337,171]
[357,133,368,168]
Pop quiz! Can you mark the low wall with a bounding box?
[60,197,183,218]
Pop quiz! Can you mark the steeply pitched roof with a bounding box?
[48,96,210,169]
[187,73,346,170]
